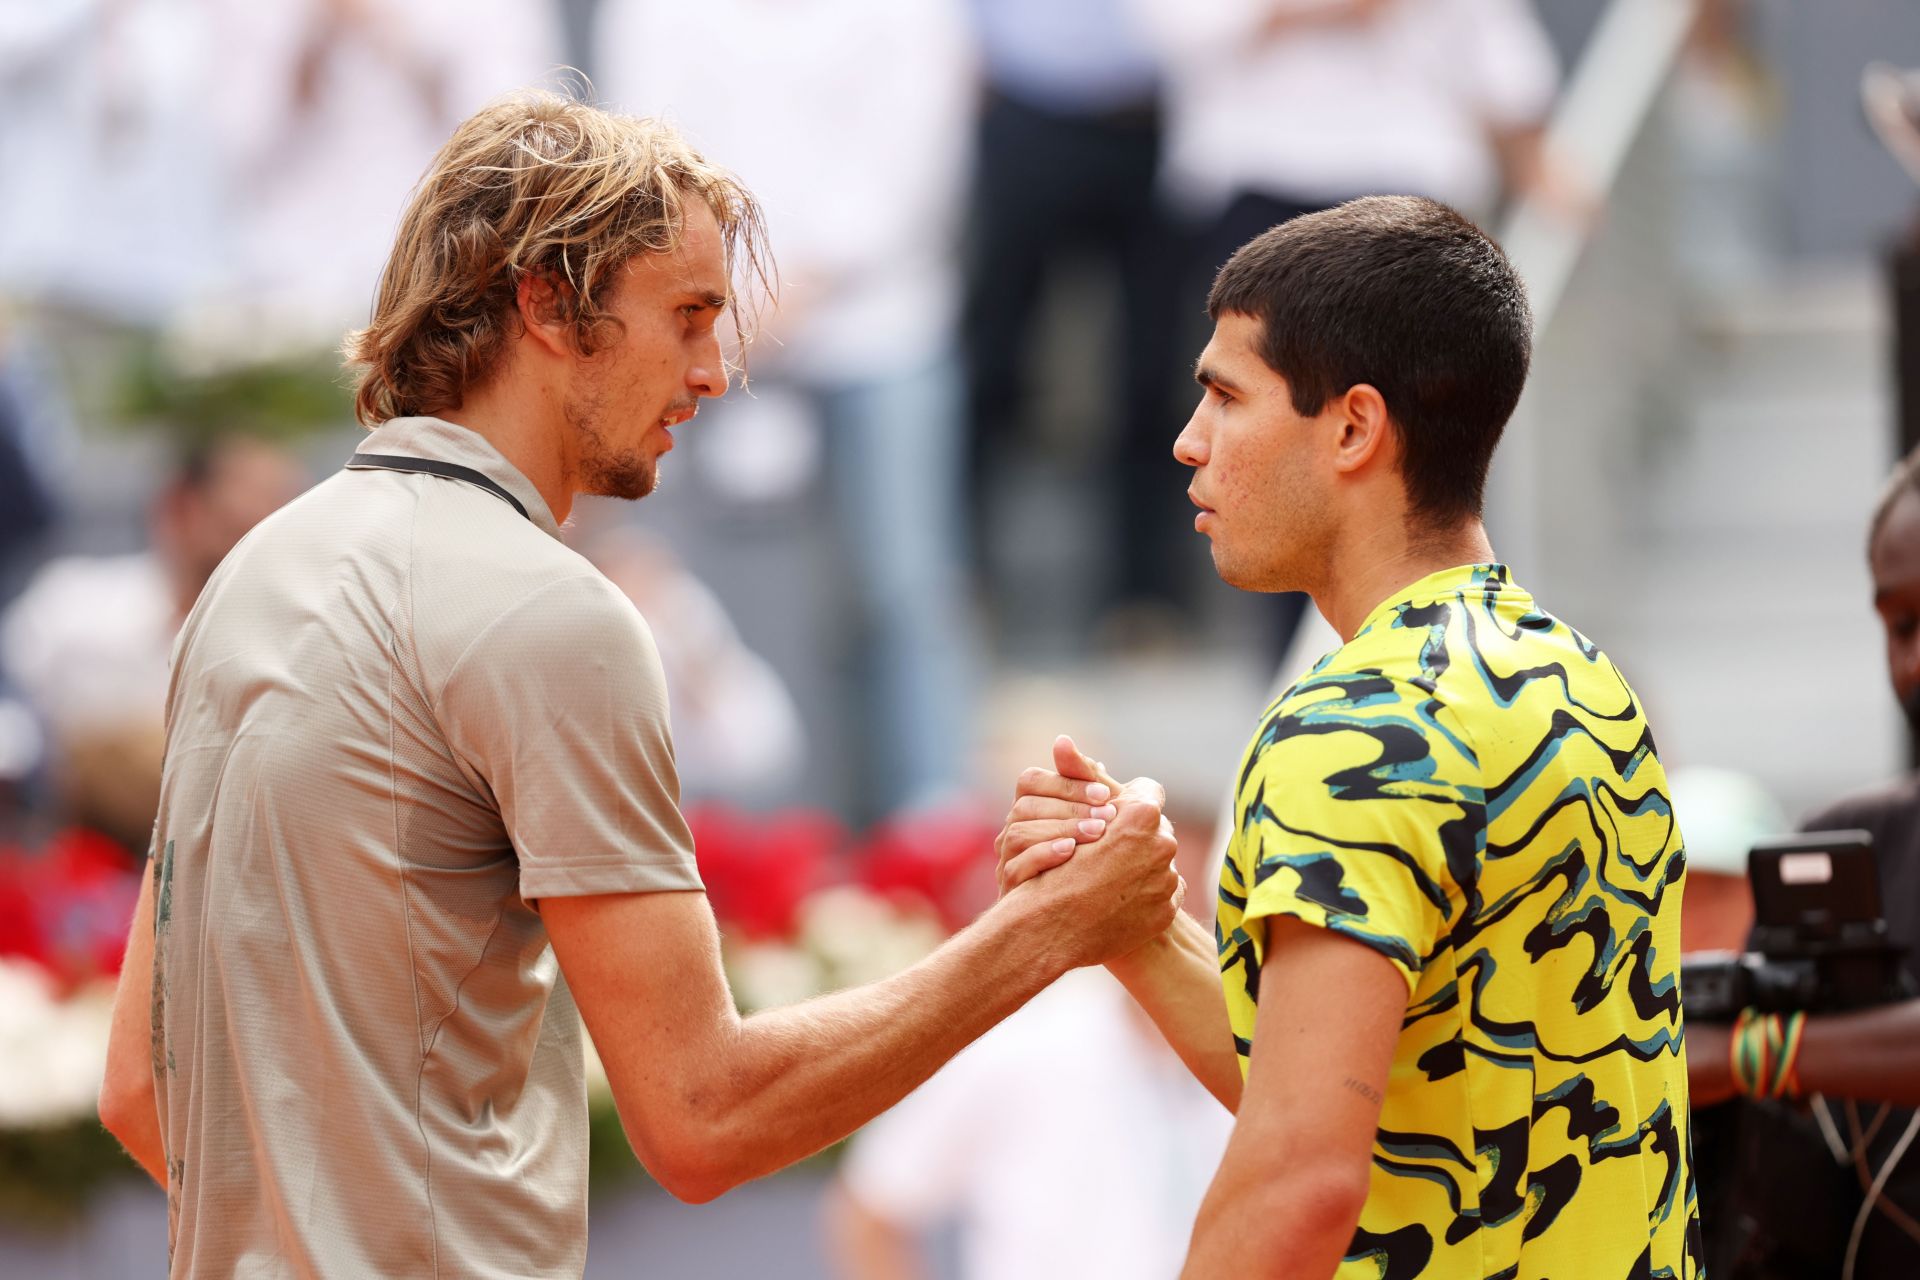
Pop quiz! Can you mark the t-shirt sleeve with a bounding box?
[438,573,702,900]
[1230,672,1482,996]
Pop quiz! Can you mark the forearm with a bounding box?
[1793,1000,1920,1105]
[1108,912,1242,1110]
[682,895,1066,1195]
[98,870,165,1186]
[1183,1158,1365,1278]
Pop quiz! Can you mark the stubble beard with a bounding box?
[566,392,658,501]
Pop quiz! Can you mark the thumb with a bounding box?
[1053,734,1122,791]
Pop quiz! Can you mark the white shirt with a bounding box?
[1135,0,1559,219]
[841,969,1233,1280]
[595,0,974,381]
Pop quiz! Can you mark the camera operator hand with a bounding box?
[1688,1000,1920,1108]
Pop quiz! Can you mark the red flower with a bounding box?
[687,806,845,942]
[852,806,1000,933]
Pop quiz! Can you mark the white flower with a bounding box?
[0,960,114,1129]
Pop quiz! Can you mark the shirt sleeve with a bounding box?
[1231,671,1481,996]
[437,573,702,901]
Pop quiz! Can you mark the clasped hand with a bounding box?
[992,734,1184,966]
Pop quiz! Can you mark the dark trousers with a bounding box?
[963,88,1186,606]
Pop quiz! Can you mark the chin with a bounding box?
[589,459,658,502]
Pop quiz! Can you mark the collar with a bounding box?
[1352,562,1518,638]
[346,416,563,542]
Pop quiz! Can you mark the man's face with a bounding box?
[563,200,731,500]
[1173,312,1334,592]
[1872,485,1920,728]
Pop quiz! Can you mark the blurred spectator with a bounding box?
[582,527,806,799]
[597,0,977,818]
[1,436,305,856]
[190,0,566,352]
[0,0,224,322]
[961,0,1189,618]
[0,321,60,582]
[0,0,564,343]
[1138,0,1560,250]
[825,968,1232,1280]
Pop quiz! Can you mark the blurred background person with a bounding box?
[960,0,1190,634]
[1,436,306,859]
[191,0,566,353]
[581,525,807,800]
[825,968,1232,1280]
[597,0,977,820]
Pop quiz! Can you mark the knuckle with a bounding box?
[1017,766,1049,792]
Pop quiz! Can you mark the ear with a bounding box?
[1330,384,1394,477]
[514,270,578,360]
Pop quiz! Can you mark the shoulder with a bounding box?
[1802,774,1920,836]
[1249,661,1483,784]
[449,570,656,672]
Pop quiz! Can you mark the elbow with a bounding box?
[96,1069,150,1145]
[626,1113,748,1205]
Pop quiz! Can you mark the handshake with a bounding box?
[991,734,1186,970]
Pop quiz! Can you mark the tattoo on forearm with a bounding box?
[1343,1077,1383,1105]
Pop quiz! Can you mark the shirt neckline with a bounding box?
[346,416,563,541]
[1352,562,1514,639]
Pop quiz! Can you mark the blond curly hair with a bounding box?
[344,90,770,427]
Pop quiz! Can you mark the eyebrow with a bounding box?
[1194,362,1241,395]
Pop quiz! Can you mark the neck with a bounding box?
[436,364,577,525]
[1310,516,1496,641]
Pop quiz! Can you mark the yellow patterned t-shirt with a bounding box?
[1218,564,1702,1279]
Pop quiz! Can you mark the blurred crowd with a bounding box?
[0,0,1577,837]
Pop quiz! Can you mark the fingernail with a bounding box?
[1051,838,1076,854]
[1078,818,1106,838]
[1091,804,1117,821]
[1086,783,1111,804]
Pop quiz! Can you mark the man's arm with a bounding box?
[1180,916,1406,1278]
[544,788,1180,1204]
[1107,914,1244,1111]
[1689,1000,1920,1108]
[998,737,1242,1108]
[98,864,165,1186]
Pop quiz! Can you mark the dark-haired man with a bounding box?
[998,195,1701,1277]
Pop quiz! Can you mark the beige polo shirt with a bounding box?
[149,416,701,1279]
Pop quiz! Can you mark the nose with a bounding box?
[1173,404,1208,468]
[689,331,728,400]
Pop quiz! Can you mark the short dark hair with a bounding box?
[1208,196,1533,526]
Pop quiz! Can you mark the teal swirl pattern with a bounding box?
[1216,564,1703,1279]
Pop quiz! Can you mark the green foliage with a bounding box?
[0,1119,140,1231]
[111,339,352,450]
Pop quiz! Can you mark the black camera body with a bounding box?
[1682,830,1911,1023]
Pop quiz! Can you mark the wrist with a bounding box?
[981,884,1076,987]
